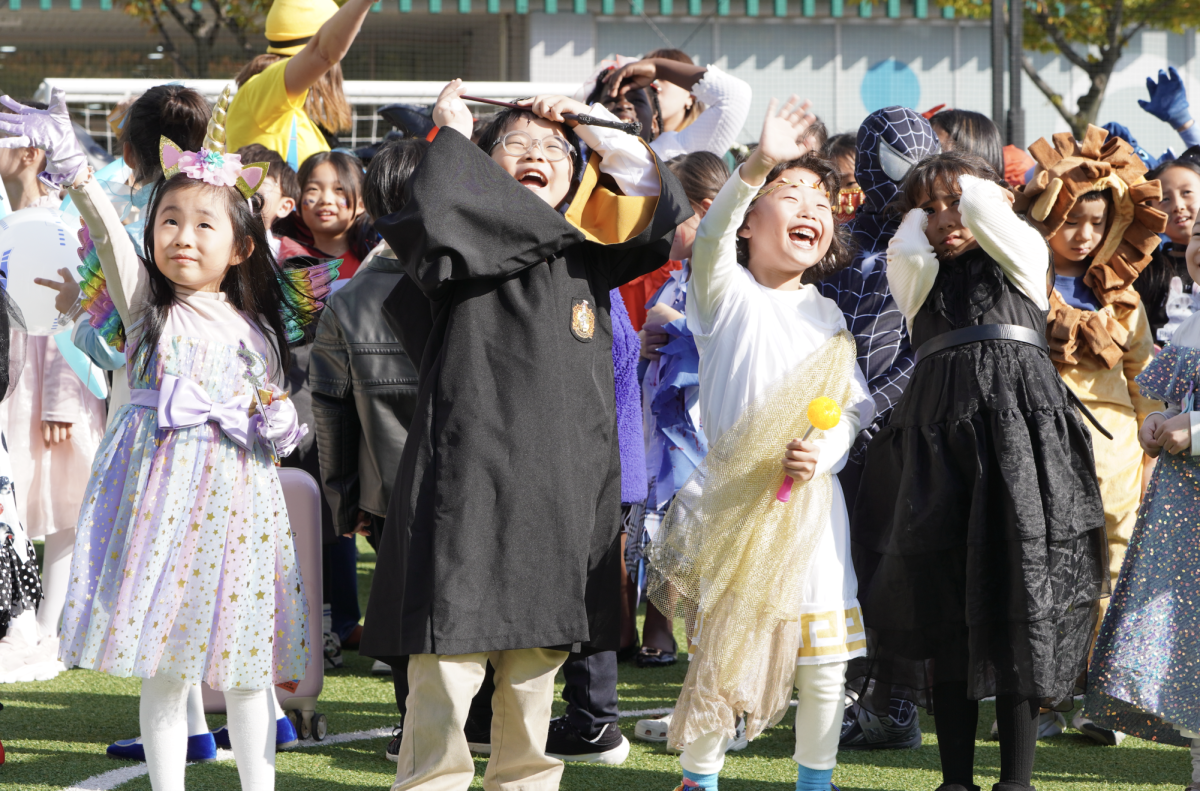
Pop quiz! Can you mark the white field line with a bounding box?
[65,713,677,790]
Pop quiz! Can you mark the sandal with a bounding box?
[636,638,678,668]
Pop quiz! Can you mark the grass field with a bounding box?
[0,540,1191,790]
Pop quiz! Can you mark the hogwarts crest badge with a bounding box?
[571,298,595,342]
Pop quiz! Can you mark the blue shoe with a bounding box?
[106,733,217,763]
[212,717,299,750]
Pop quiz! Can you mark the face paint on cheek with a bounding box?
[302,197,318,208]
[337,197,348,209]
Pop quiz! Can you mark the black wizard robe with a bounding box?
[360,126,692,657]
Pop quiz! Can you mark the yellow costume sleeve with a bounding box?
[564,151,659,246]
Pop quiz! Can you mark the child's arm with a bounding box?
[571,105,660,198]
[69,176,147,327]
[687,165,758,333]
[886,208,940,325]
[957,173,1050,311]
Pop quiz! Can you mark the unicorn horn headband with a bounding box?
[159,84,268,199]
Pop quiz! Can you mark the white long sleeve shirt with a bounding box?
[650,65,753,160]
[686,165,874,476]
[887,173,1050,326]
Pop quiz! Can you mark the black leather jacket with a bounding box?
[310,249,419,534]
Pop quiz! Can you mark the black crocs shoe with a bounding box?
[385,724,402,763]
[545,718,630,765]
[839,697,922,750]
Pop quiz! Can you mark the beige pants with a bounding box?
[391,648,570,791]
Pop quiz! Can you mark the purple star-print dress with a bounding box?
[56,178,308,692]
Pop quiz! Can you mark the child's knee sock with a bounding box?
[797,764,835,791]
[225,687,276,791]
[792,661,847,771]
[186,683,209,737]
[271,688,285,721]
[141,674,190,791]
[679,729,727,789]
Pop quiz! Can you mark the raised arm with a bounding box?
[886,209,941,325]
[69,176,147,327]
[284,0,374,100]
[649,65,753,160]
[687,166,756,331]
[958,173,1049,310]
[572,104,660,197]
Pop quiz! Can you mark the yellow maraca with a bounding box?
[777,397,843,503]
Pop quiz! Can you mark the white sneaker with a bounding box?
[633,713,670,743]
[1071,714,1125,745]
[1037,711,1065,739]
[0,635,65,684]
[371,660,392,676]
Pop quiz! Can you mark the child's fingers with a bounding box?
[763,97,779,121]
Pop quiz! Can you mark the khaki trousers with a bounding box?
[391,647,570,791]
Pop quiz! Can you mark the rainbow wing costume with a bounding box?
[76,222,127,353]
[278,257,342,343]
[75,222,343,351]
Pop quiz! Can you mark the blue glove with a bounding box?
[1140,67,1193,130]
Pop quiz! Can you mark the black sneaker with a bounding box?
[464,715,491,756]
[838,697,922,750]
[385,724,402,763]
[545,718,630,765]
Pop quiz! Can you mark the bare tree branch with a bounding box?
[1022,53,1081,134]
[1029,7,1093,73]
[147,1,195,78]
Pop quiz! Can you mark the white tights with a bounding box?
[679,661,848,775]
[180,683,285,737]
[35,529,74,639]
[142,675,276,791]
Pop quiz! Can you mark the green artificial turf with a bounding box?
[0,538,1191,790]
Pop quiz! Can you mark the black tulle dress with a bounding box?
[851,248,1108,708]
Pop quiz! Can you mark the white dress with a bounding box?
[687,165,874,665]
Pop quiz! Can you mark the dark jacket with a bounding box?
[359,127,691,658]
[309,248,419,534]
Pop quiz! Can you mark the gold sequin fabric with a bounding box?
[646,331,857,747]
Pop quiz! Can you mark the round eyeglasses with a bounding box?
[491,130,573,162]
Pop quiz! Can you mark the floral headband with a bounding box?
[158,85,268,200]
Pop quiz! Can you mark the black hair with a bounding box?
[1077,190,1111,204]
[734,153,854,284]
[893,151,1008,215]
[803,118,829,153]
[1148,157,1200,183]
[363,138,431,222]
[236,143,300,202]
[666,151,729,207]
[930,110,1005,181]
[823,133,857,162]
[585,78,662,143]
[136,175,289,377]
[121,85,211,185]
[475,107,586,203]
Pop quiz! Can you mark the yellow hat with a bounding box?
[265,0,340,56]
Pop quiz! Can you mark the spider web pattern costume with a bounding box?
[817,108,939,474]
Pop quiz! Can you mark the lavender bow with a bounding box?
[129,374,256,450]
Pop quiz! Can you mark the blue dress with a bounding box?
[1085,343,1200,745]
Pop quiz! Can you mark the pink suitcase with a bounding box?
[202,466,328,740]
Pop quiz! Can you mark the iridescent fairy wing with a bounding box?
[76,222,126,353]
[277,257,343,343]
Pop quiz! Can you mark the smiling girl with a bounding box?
[645,97,872,791]
[851,152,1107,791]
[277,150,375,278]
[0,93,315,789]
